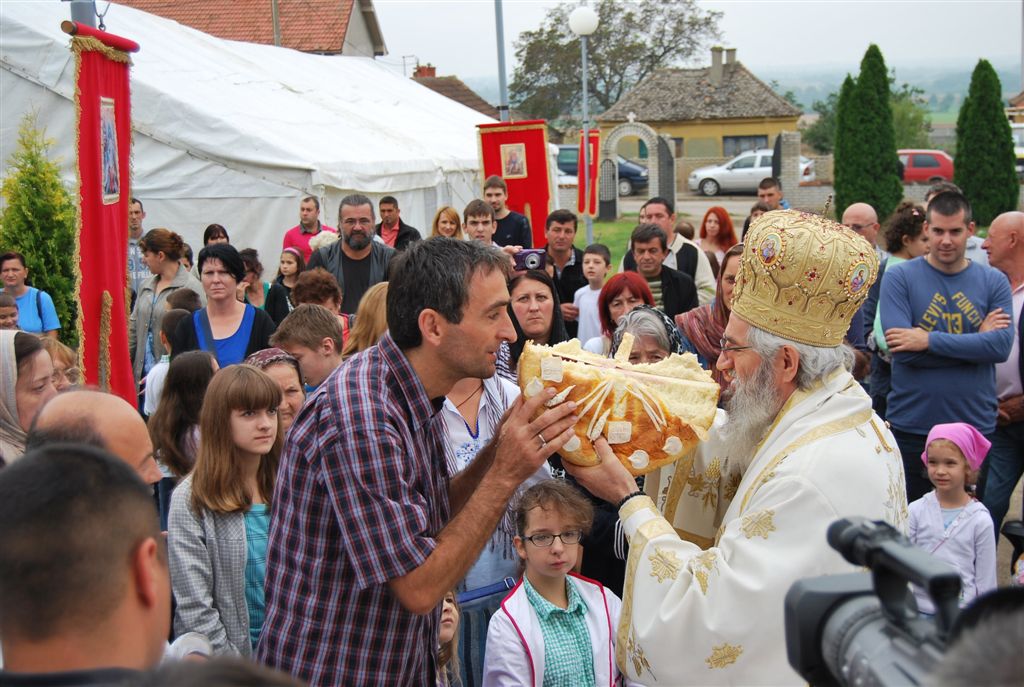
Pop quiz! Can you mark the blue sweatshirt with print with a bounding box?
[880,257,1013,434]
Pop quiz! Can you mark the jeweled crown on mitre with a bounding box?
[731,209,879,347]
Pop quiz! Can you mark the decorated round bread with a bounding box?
[518,336,720,476]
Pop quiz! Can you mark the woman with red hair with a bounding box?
[581,272,655,355]
[698,206,738,264]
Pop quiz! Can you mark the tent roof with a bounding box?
[1,1,493,194]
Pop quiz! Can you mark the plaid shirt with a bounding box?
[257,333,450,686]
[523,576,595,687]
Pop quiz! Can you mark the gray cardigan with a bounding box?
[129,265,205,382]
[168,474,252,657]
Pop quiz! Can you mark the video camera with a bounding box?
[784,517,962,686]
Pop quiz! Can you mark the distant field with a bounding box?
[929,110,959,125]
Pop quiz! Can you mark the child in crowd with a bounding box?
[144,308,190,416]
[149,350,218,529]
[572,244,610,345]
[269,304,346,389]
[0,293,18,329]
[483,480,631,686]
[909,423,997,614]
[166,286,203,313]
[438,590,462,687]
[168,365,283,656]
[39,337,78,392]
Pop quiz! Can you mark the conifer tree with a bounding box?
[954,59,1018,226]
[0,112,79,347]
[832,75,857,218]
[834,45,903,221]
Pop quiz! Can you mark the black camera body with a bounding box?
[785,518,962,686]
[513,249,547,272]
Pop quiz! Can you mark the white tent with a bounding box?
[1,0,494,267]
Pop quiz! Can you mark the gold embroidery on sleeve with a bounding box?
[723,469,742,502]
[705,643,743,669]
[648,547,682,583]
[690,550,718,594]
[885,462,909,529]
[740,509,776,539]
[626,627,656,680]
[688,457,722,511]
[620,495,656,521]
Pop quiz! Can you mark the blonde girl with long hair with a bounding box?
[168,365,282,656]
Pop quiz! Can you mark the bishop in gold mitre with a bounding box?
[567,210,908,686]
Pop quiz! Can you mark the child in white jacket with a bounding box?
[483,480,636,686]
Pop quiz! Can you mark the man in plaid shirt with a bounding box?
[257,238,578,686]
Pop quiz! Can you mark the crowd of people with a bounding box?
[0,171,1022,687]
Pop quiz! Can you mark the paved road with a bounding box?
[619,193,760,220]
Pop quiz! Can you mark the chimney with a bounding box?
[413,63,436,78]
[709,46,724,86]
[725,48,736,65]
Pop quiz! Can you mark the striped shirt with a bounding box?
[257,333,450,686]
[522,575,595,687]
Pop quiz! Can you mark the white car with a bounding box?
[688,148,816,196]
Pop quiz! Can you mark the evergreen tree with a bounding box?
[832,75,857,217]
[0,112,79,347]
[954,59,1018,226]
[833,45,904,221]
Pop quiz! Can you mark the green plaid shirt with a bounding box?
[522,576,596,687]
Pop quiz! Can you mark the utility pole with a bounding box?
[494,0,510,121]
[63,0,96,28]
[271,0,282,47]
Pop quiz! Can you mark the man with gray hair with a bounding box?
[567,211,907,685]
[307,194,396,314]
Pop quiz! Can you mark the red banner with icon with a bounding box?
[477,120,552,247]
[577,129,599,217]
[66,21,139,405]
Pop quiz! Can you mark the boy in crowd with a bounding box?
[573,244,610,344]
[484,176,532,248]
[483,480,629,686]
[270,303,346,388]
[166,287,202,313]
[464,199,498,245]
[0,293,18,329]
[143,308,190,416]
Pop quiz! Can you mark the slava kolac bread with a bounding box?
[517,336,719,476]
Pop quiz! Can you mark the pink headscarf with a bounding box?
[921,423,991,472]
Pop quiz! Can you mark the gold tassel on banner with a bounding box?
[99,290,112,391]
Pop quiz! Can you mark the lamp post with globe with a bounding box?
[569,4,599,244]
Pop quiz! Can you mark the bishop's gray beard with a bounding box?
[721,357,784,471]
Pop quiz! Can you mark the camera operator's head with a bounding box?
[719,211,875,464]
[930,587,1024,686]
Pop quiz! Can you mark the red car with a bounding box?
[898,149,954,183]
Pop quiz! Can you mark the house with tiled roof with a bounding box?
[412,65,498,119]
[598,47,801,159]
[112,0,386,56]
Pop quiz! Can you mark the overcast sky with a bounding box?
[372,0,1022,83]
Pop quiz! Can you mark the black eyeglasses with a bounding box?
[523,530,583,547]
[720,337,752,354]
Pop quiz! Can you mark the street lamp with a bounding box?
[569,4,599,244]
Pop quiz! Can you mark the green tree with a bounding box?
[0,112,79,347]
[833,44,903,221]
[832,76,857,216]
[509,0,721,120]
[954,59,1018,226]
[891,82,932,149]
[802,92,840,154]
[769,80,802,109]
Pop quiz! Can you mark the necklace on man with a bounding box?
[453,381,485,411]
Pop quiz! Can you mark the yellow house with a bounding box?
[598,47,800,158]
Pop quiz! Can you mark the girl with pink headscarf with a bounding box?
[908,422,997,614]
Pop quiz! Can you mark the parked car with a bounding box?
[687,148,816,196]
[897,149,954,183]
[556,145,648,196]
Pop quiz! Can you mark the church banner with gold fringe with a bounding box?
[64,21,139,405]
[477,120,552,248]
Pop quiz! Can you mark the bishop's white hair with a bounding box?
[747,325,854,390]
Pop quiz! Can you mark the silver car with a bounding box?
[688,148,816,196]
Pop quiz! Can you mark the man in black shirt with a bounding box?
[628,224,698,319]
[308,194,396,314]
[484,175,532,248]
[543,209,587,338]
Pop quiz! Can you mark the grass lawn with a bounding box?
[589,213,639,271]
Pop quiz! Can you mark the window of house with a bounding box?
[723,135,768,157]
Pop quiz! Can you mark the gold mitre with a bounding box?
[731,210,878,347]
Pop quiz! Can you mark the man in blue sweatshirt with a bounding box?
[881,191,1014,502]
